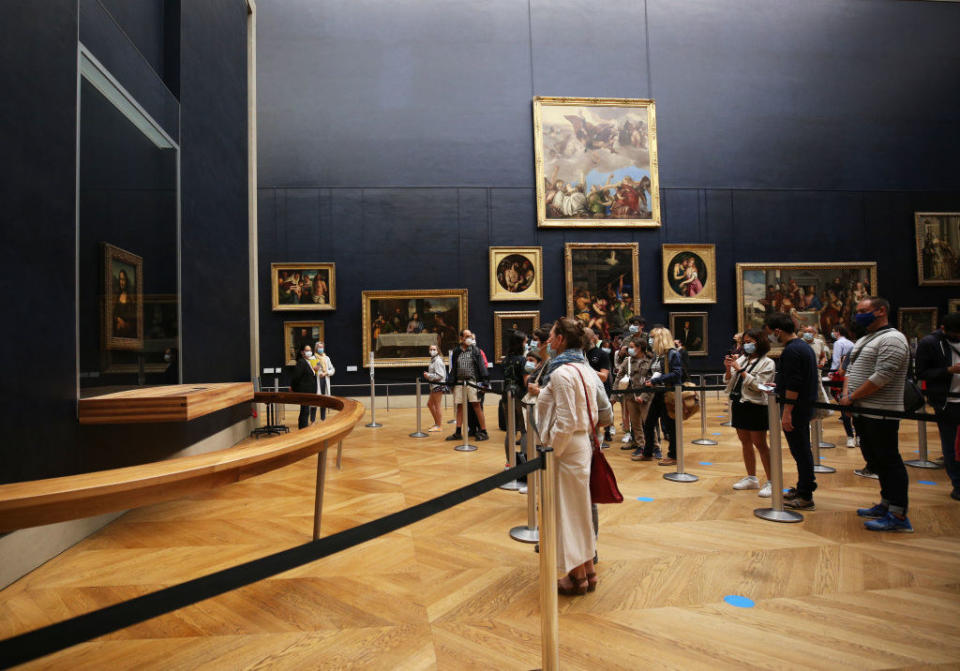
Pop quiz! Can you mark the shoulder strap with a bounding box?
[565,363,599,449]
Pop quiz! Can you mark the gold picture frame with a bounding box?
[102,242,144,351]
[668,312,708,357]
[493,311,540,361]
[948,299,960,314]
[533,96,660,228]
[735,262,878,354]
[283,320,325,366]
[271,262,336,311]
[662,244,717,304]
[489,246,543,301]
[565,243,641,336]
[915,212,960,286]
[362,289,468,368]
[898,307,937,344]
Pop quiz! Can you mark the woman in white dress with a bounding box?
[310,340,335,423]
[536,317,599,595]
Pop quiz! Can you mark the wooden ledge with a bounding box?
[78,382,255,424]
[0,394,365,532]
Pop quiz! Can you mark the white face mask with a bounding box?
[304,352,313,359]
[802,333,814,342]
[163,353,172,362]
[627,347,636,357]
[465,338,475,347]
[429,349,438,357]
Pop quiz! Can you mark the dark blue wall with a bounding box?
[256,0,960,384]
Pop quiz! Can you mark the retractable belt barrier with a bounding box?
[776,396,937,422]
[0,457,545,668]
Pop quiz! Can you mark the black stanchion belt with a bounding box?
[0,457,544,668]
[609,383,728,396]
[463,380,502,396]
[775,396,937,422]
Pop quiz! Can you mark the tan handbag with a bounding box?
[665,382,700,420]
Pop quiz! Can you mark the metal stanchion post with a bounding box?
[410,378,428,438]
[386,384,390,412]
[511,403,540,543]
[454,381,477,452]
[755,395,803,523]
[905,417,939,468]
[692,386,717,446]
[665,383,699,483]
[365,352,382,428]
[538,446,560,671]
[812,418,836,474]
[500,390,522,490]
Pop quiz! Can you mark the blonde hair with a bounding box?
[650,326,674,357]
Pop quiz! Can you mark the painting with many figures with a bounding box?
[271,262,336,311]
[898,308,937,347]
[362,289,467,368]
[662,244,717,304]
[493,311,540,361]
[102,243,143,351]
[736,263,878,344]
[534,97,660,228]
[489,247,543,301]
[915,212,960,286]
[565,243,640,341]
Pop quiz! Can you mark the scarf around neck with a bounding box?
[545,348,586,377]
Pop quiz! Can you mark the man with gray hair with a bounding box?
[840,296,912,532]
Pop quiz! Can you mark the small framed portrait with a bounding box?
[284,320,325,366]
[362,289,468,368]
[494,311,540,361]
[948,299,960,313]
[271,262,336,311]
[662,244,716,304]
[915,212,960,286]
[669,312,708,357]
[489,246,543,301]
[898,308,937,345]
[534,96,660,228]
[565,243,640,339]
[102,242,144,351]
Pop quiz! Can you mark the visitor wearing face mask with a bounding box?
[724,329,775,497]
[501,330,529,463]
[309,341,335,423]
[840,297,912,531]
[801,326,829,370]
[585,327,612,445]
[617,317,645,444]
[525,323,556,401]
[642,326,685,466]
[291,343,318,430]
[162,347,179,384]
[764,312,819,511]
[445,329,489,442]
[613,339,655,461]
[423,345,448,432]
[916,312,960,501]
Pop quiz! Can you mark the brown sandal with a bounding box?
[585,572,598,592]
[557,571,588,596]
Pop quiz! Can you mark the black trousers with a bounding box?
[783,407,816,499]
[298,405,311,429]
[643,394,675,458]
[854,416,909,514]
[934,403,960,490]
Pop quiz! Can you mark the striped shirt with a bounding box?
[846,326,909,414]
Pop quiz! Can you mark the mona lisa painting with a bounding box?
[103,243,144,351]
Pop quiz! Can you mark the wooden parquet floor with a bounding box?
[3,398,960,670]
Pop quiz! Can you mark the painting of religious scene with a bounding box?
[494,311,540,361]
[915,213,960,286]
[271,262,336,311]
[565,243,640,341]
[102,243,143,351]
[489,247,543,301]
[736,263,878,349]
[534,97,660,228]
[362,289,468,368]
[662,244,717,304]
[899,308,937,348]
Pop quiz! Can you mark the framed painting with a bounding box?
[533,96,660,228]
[735,262,878,353]
[493,311,540,361]
[662,244,717,304]
[102,294,178,373]
[899,308,937,345]
[668,312,708,357]
[102,243,144,351]
[564,243,640,339]
[271,262,336,311]
[362,289,467,368]
[284,320,325,366]
[948,299,960,313]
[915,212,960,286]
[489,246,543,301]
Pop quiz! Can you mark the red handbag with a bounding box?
[568,364,624,504]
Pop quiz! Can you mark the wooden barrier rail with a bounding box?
[0,392,364,534]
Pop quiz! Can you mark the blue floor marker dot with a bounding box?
[918,480,937,486]
[724,595,755,608]
[819,456,825,460]
[636,496,655,502]
[699,461,713,466]
[783,488,791,493]
[711,432,723,436]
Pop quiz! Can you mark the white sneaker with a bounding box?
[733,475,760,490]
[758,481,772,498]
[609,427,617,437]
[621,433,633,444]
[856,436,861,447]
[846,437,856,448]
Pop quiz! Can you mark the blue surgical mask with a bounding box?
[530,340,539,350]
[524,360,537,373]
[854,311,877,328]
[601,347,611,354]
[628,325,640,334]
[627,347,636,357]
[546,342,557,358]
[647,337,654,347]
[317,347,325,354]
[801,333,814,343]
[743,342,757,354]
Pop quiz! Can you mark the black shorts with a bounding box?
[731,400,768,432]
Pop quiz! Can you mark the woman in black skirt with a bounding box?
[723,328,776,497]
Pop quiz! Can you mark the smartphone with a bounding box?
[757,383,776,392]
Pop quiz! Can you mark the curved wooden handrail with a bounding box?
[0,393,365,533]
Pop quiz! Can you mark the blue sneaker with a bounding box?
[653,448,662,460]
[857,503,887,519]
[864,512,914,533]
